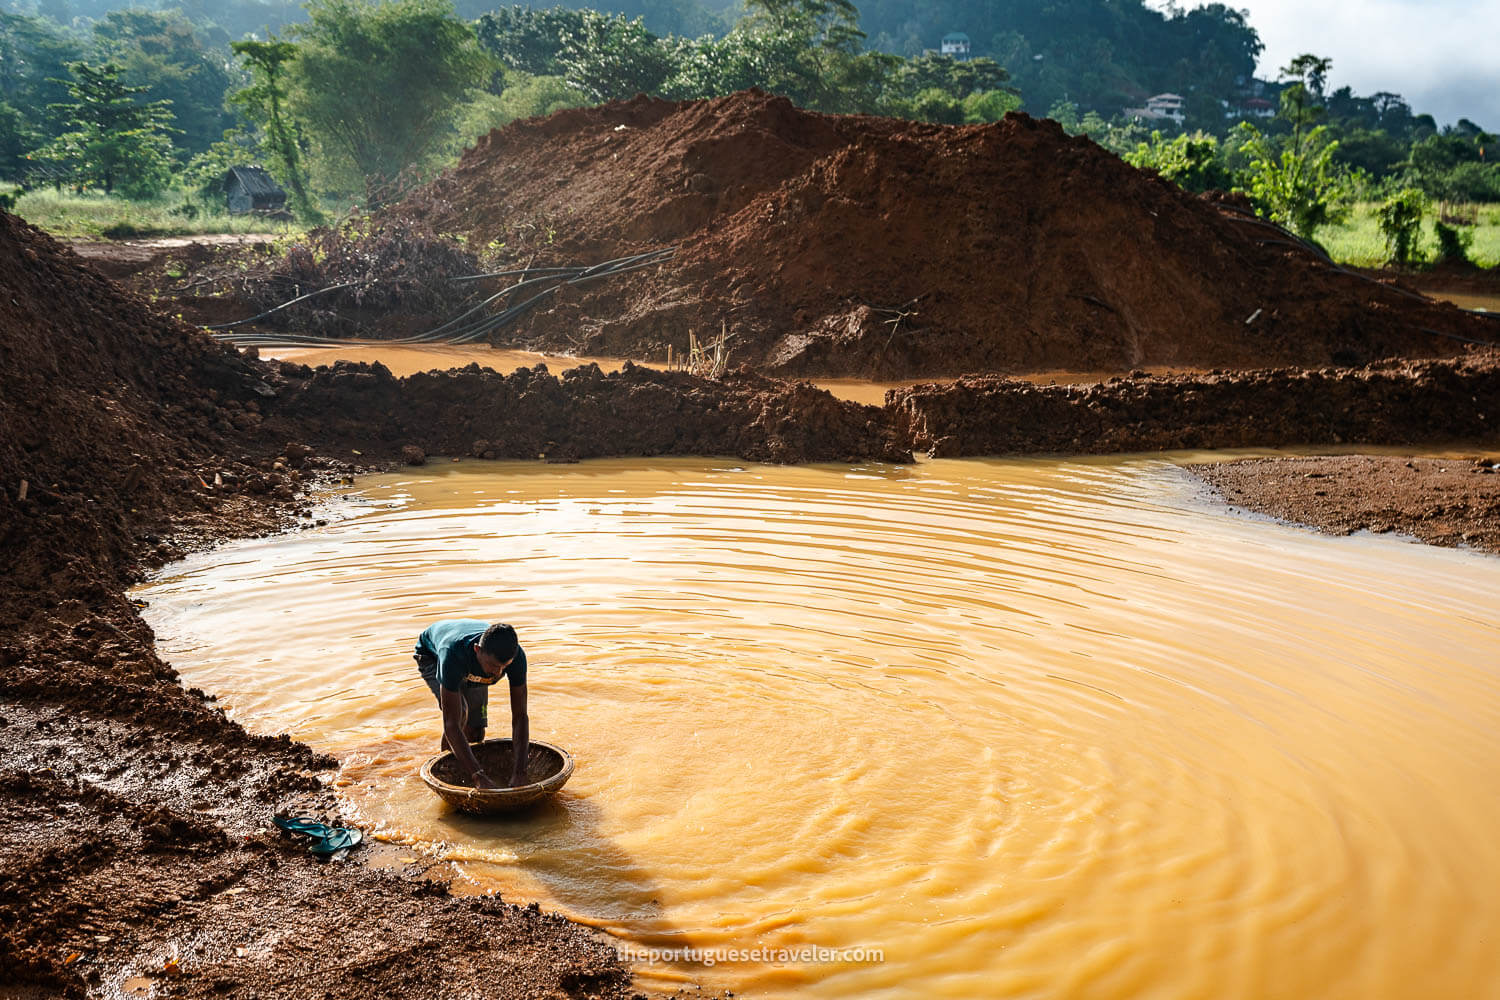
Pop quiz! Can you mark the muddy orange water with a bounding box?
[134,456,1500,1000]
[1431,290,1500,313]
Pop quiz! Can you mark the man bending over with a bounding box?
[414,619,529,789]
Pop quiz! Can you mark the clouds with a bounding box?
[1198,0,1498,127]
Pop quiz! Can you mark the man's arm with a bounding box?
[508,683,529,787]
[440,687,496,789]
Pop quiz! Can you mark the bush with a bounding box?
[1376,188,1426,266]
[1434,220,1475,264]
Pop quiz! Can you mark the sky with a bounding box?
[1178,0,1499,128]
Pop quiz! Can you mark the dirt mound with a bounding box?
[888,352,1500,457]
[410,90,1495,378]
[424,89,898,256]
[0,213,292,610]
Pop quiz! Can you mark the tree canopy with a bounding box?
[282,0,493,190]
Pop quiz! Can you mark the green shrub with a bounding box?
[1376,188,1426,266]
[1434,221,1475,264]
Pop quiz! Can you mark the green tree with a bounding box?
[0,12,85,176]
[556,10,678,102]
[1231,54,1351,240]
[476,6,588,77]
[30,61,178,197]
[0,98,35,179]
[1376,188,1426,266]
[1124,130,1235,192]
[1236,120,1349,239]
[961,89,1022,123]
[888,52,1017,121]
[284,0,493,191]
[739,0,893,112]
[92,10,235,156]
[229,39,319,220]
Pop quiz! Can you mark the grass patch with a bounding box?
[11,188,304,239]
[1321,201,1500,269]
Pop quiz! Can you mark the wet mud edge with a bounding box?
[1188,454,1500,555]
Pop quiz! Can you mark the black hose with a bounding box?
[213,247,676,349]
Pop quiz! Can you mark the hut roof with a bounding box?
[222,165,285,198]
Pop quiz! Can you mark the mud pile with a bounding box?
[267,358,908,464]
[888,353,1500,457]
[414,89,1493,378]
[0,211,291,605]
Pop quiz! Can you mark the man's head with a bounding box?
[474,623,518,676]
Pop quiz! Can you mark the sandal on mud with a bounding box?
[273,815,364,857]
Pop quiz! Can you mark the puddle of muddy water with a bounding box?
[1431,290,1500,313]
[133,456,1500,1000]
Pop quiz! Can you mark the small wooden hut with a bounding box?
[222,166,287,215]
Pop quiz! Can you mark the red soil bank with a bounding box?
[415,89,1495,378]
[887,353,1500,457]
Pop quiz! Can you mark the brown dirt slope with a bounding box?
[413,89,1494,378]
[1190,455,1500,554]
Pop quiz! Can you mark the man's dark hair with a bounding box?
[479,623,518,661]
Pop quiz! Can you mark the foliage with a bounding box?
[1124,131,1234,192]
[859,0,1262,126]
[556,10,678,102]
[1433,220,1475,265]
[229,39,319,221]
[91,10,235,156]
[0,98,34,178]
[282,0,493,194]
[960,89,1021,123]
[886,52,1016,122]
[0,12,85,176]
[1401,132,1500,202]
[475,6,588,77]
[1235,121,1351,240]
[30,61,179,197]
[1221,55,1355,240]
[1375,188,1426,266]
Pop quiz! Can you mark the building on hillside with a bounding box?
[1123,93,1187,125]
[940,32,971,60]
[222,165,287,215]
[1227,97,1275,119]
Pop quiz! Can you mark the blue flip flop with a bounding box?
[273,815,364,857]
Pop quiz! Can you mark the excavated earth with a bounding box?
[6,92,1500,995]
[1191,454,1500,555]
[414,89,1494,378]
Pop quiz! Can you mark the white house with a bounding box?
[940,32,971,60]
[1123,93,1187,125]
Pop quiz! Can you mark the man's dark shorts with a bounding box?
[415,650,487,736]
